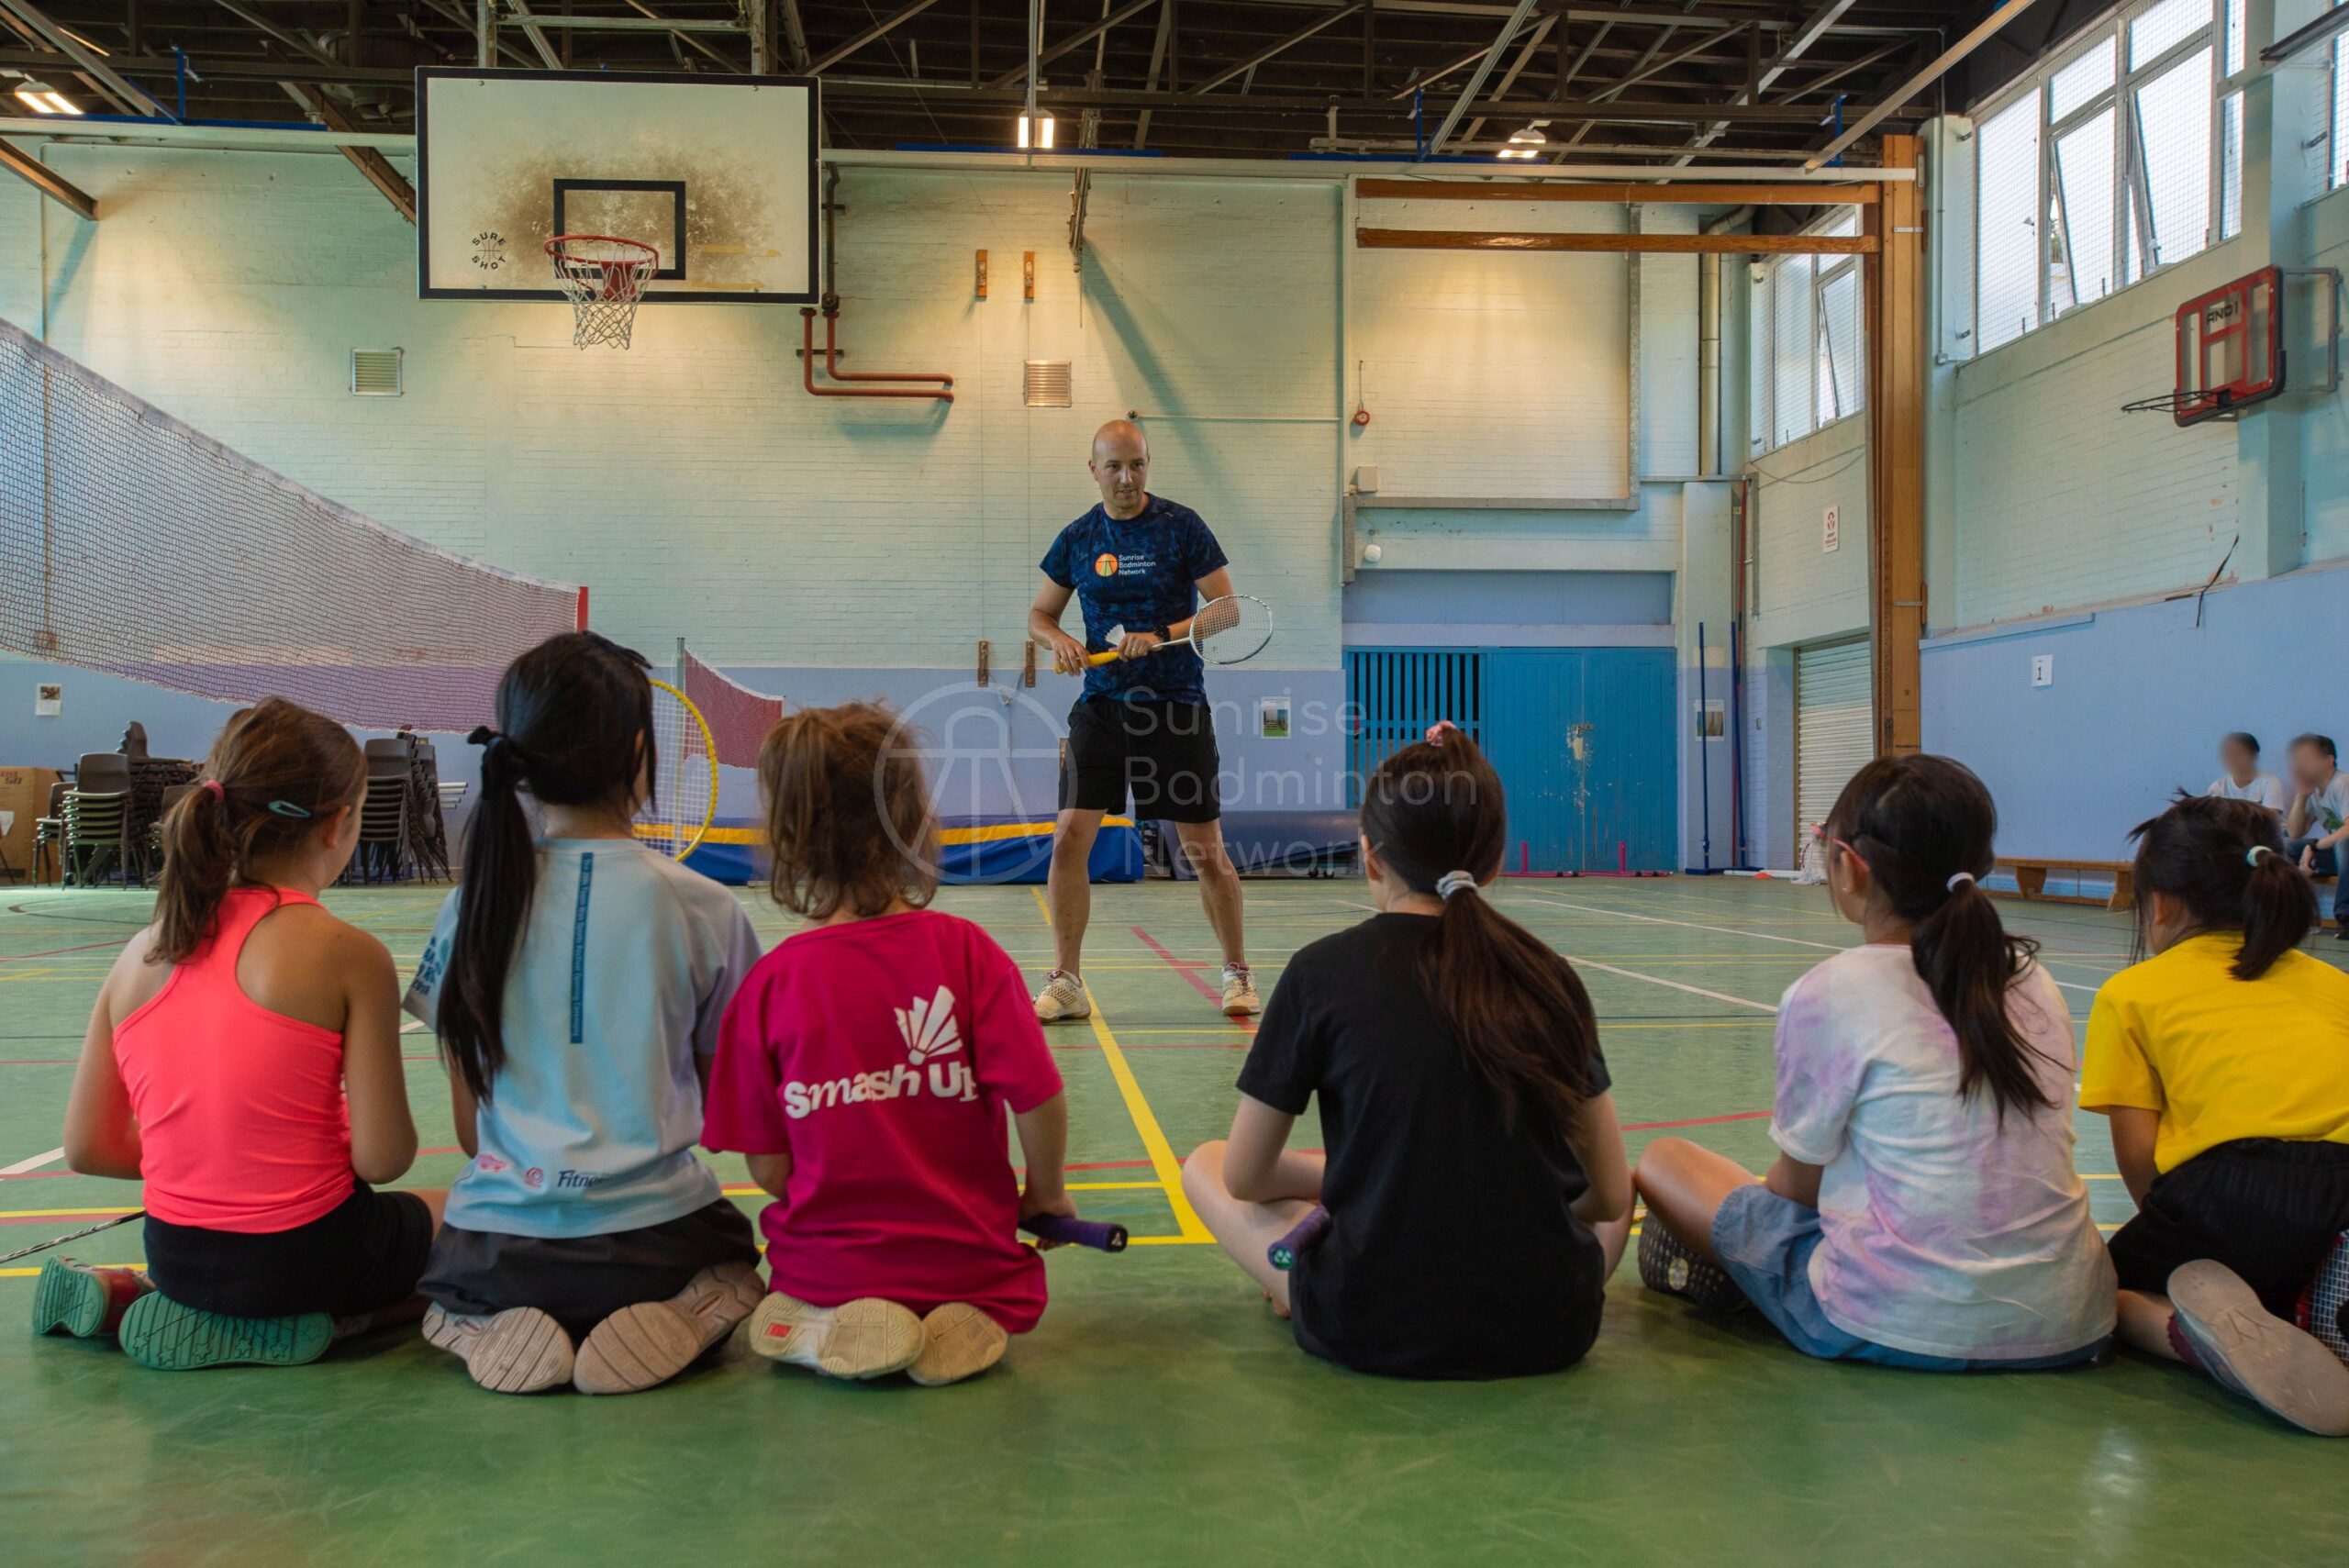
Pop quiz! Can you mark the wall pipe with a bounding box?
[800,310,952,398]
[800,165,954,399]
[1693,619,1714,873]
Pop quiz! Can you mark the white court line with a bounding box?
[400,1018,427,1034]
[1,1147,65,1176]
[1565,957,1778,1015]
[1519,892,2105,995]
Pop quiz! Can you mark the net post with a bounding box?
[674,636,686,690]
[576,586,590,630]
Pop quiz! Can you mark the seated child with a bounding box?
[2206,731,2285,812]
[1635,753,2114,1373]
[1182,723,1633,1379]
[703,702,1074,1386]
[406,632,764,1396]
[42,698,437,1369]
[2084,793,2349,1436]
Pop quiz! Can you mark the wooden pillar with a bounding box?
[1865,132,1925,758]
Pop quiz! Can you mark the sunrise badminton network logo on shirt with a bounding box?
[897,985,963,1065]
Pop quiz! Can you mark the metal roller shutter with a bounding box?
[1796,639,1873,837]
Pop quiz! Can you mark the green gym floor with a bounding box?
[4,877,2344,1566]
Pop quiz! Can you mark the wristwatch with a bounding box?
[1152,623,1174,643]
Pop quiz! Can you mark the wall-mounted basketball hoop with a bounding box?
[2123,265,2341,425]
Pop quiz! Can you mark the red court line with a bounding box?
[0,1059,75,1066]
[1621,1109,1771,1131]
[0,938,132,964]
[1130,926,1255,1031]
[0,1171,78,1181]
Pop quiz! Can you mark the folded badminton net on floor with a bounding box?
[0,317,584,732]
[680,645,785,767]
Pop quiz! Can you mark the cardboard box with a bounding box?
[0,766,62,882]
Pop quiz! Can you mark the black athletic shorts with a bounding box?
[419,1196,759,1337]
[1060,696,1222,823]
[2107,1138,2349,1316]
[143,1182,434,1319]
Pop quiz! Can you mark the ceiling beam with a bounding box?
[1356,225,1876,252]
[990,0,1157,91]
[1806,0,2044,169]
[1456,10,1552,146]
[807,0,944,74]
[0,0,161,115]
[1426,0,1541,153]
[1131,0,1173,147]
[283,80,415,220]
[0,132,95,217]
[1680,0,1862,161]
[1190,0,1364,95]
[1356,176,1876,203]
[779,0,810,69]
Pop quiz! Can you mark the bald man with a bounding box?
[1028,420,1254,1021]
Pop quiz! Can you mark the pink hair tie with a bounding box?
[200,780,225,803]
[1425,720,1459,748]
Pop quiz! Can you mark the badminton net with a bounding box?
[681,645,785,768]
[0,317,584,733]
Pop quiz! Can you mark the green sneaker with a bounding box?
[31,1259,151,1339]
[118,1291,334,1371]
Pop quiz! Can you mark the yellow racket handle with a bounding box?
[1083,638,1181,667]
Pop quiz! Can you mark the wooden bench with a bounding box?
[1995,857,2134,911]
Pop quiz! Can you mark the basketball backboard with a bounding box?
[2171,266,2281,426]
[416,69,818,305]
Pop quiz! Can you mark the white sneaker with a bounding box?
[907,1303,1008,1387]
[1034,969,1090,1022]
[1220,963,1261,1018]
[746,1291,924,1380]
[421,1303,574,1395]
[573,1261,764,1396]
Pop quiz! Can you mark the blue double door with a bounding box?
[1345,646,1675,873]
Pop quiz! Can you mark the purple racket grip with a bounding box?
[1268,1206,1331,1272]
[1021,1215,1130,1252]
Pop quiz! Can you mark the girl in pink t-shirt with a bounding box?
[703,702,1076,1386]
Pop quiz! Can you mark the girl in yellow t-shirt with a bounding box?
[2084,794,2349,1436]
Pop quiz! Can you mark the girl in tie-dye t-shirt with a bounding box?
[1631,755,2114,1369]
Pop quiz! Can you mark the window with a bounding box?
[1749,213,1865,456]
[1969,0,2239,354]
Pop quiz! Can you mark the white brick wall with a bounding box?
[1748,414,1868,651]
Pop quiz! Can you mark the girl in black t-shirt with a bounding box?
[1180,725,1631,1379]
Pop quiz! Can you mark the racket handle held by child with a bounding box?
[1268,1207,1331,1272]
[1021,1215,1130,1252]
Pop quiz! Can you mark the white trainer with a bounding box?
[421,1303,575,1395]
[746,1291,924,1380]
[1034,969,1091,1022]
[907,1303,1009,1387]
[573,1261,764,1396]
[1220,963,1261,1018]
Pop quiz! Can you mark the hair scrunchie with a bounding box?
[200,779,225,804]
[1946,871,1977,893]
[1435,870,1478,900]
[2247,844,2275,867]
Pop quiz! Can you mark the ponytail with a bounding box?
[1825,755,2054,1120]
[1361,728,1601,1136]
[437,632,654,1104]
[2128,794,2314,982]
[151,699,365,964]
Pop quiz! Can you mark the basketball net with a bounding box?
[546,235,659,350]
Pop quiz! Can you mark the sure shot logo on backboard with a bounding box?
[781,986,980,1118]
[470,230,508,272]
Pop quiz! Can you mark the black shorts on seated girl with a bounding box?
[144,1184,432,1320]
[1235,913,1612,1380]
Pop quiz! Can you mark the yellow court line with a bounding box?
[2,1262,143,1278]
[0,1205,141,1219]
[1030,884,1211,1242]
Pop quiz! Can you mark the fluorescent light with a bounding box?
[1017,112,1054,150]
[1499,120,1548,159]
[41,92,80,115]
[13,80,77,115]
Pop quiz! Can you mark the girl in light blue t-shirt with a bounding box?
[406,632,764,1396]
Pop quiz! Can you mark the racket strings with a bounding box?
[1193,595,1273,664]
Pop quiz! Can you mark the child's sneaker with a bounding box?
[1033,971,1090,1023]
[1219,964,1261,1018]
[1637,1216,1750,1314]
[421,1303,574,1394]
[118,1292,333,1371]
[31,1258,150,1339]
[574,1262,764,1396]
[907,1303,1008,1387]
[747,1291,923,1380]
[2169,1260,2349,1437]
[2293,1229,2349,1367]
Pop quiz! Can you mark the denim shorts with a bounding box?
[1711,1183,2109,1373]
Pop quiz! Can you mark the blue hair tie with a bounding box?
[266,800,312,819]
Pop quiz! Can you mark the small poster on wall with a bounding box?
[1259,697,1291,740]
[34,683,61,717]
[1822,506,1841,553]
[1694,698,1726,740]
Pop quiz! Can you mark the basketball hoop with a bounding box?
[2121,388,2238,420]
[545,234,659,350]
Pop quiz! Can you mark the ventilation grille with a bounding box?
[1023,360,1073,407]
[350,349,403,396]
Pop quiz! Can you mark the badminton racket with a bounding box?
[1077,594,1274,669]
[632,678,719,862]
[1268,1206,1330,1272]
[1021,1215,1130,1252]
[1,1210,142,1266]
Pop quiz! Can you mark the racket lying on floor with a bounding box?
[1077,594,1274,669]
[1022,1216,1130,1252]
[0,1210,143,1267]
[632,678,720,862]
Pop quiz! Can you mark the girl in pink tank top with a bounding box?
[41,699,441,1372]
